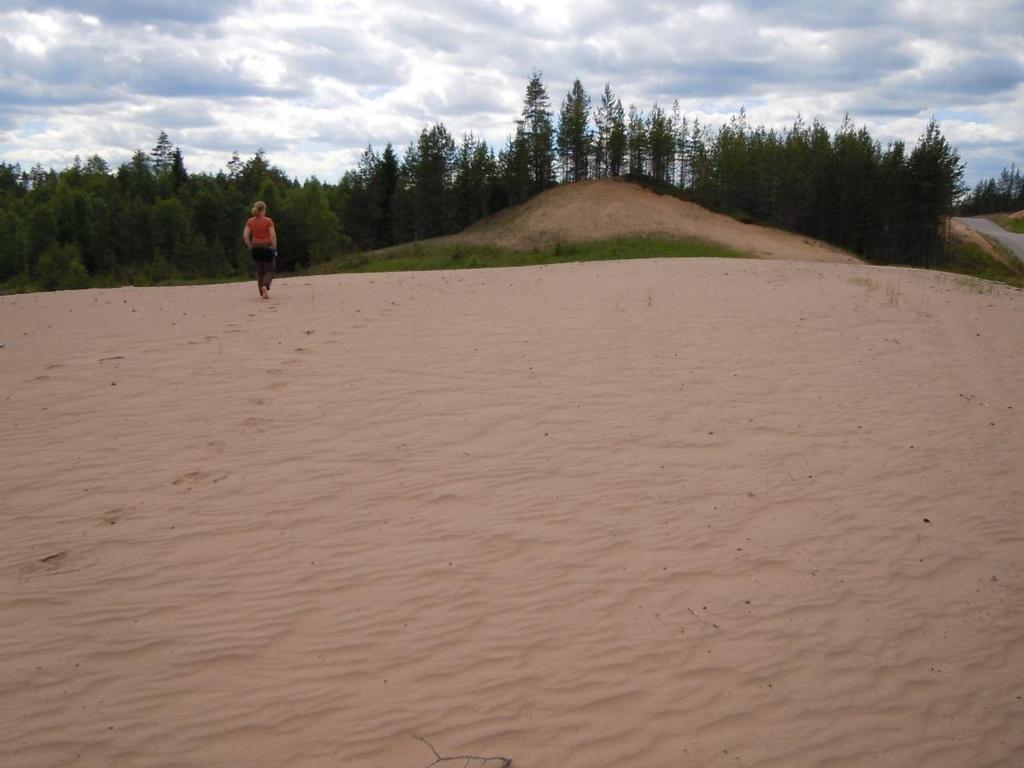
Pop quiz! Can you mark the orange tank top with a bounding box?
[247,215,274,244]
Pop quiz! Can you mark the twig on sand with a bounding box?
[414,735,512,768]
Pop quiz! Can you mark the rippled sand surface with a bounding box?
[2,260,1022,767]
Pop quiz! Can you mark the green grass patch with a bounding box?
[1000,217,1024,235]
[314,236,749,275]
[937,238,1024,289]
[984,213,1024,234]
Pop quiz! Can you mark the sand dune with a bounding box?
[2,259,1022,767]
[456,179,860,264]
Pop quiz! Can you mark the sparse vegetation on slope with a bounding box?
[311,236,747,274]
[991,213,1024,235]
[939,232,1024,288]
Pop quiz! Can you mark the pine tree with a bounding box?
[676,115,690,190]
[647,103,675,183]
[118,149,155,202]
[593,84,617,178]
[454,133,494,228]
[556,79,592,183]
[226,152,242,180]
[669,101,682,186]
[150,131,175,175]
[83,155,109,176]
[689,119,709,199]
[877,139,910,260]
[906,118,964,267]
[339,145,380,250]
[626,105,647,176]
[520,70,555,194]
[607,98,626,177]
[413,123,457,239]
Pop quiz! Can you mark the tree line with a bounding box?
[0,71,972,290]
[0,139,345,290]
[958,164,1024,215]
[328,73,968,268]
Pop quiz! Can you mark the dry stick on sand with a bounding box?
[414,736,512,768]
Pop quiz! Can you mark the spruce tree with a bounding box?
[376,143,400,247]
[499,127,532,206]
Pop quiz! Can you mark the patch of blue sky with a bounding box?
[933,109,989,124]
[356,85,394,100]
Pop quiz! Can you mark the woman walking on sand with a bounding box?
[243,201,277,299]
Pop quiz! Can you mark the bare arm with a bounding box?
[269,223,277,250]
[242,224,252,248]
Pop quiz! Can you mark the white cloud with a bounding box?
[0,0,1021,186]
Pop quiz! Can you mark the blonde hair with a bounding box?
[252,200,267,215]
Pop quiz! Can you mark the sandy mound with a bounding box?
[1009,209,1024,220]
[457,178,859,264]
[2,261,1022,767]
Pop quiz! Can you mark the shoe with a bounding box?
[260,286,268,299]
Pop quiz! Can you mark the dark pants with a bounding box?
[252,247,275,292]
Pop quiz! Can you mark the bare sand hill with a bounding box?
[1010,209,1024,220]
[456,178,859,264]
[2,260,1023,767]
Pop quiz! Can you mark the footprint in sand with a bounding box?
[100,507,125,526]
[21,550,74,576]
[172,469,228,486]
[39,550,69,566]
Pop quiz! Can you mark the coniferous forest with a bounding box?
[0,71,980,291]
[958,164,1024,215]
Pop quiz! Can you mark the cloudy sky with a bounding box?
[1,0,1022,188]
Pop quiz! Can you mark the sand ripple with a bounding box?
[2,261,1022,767]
